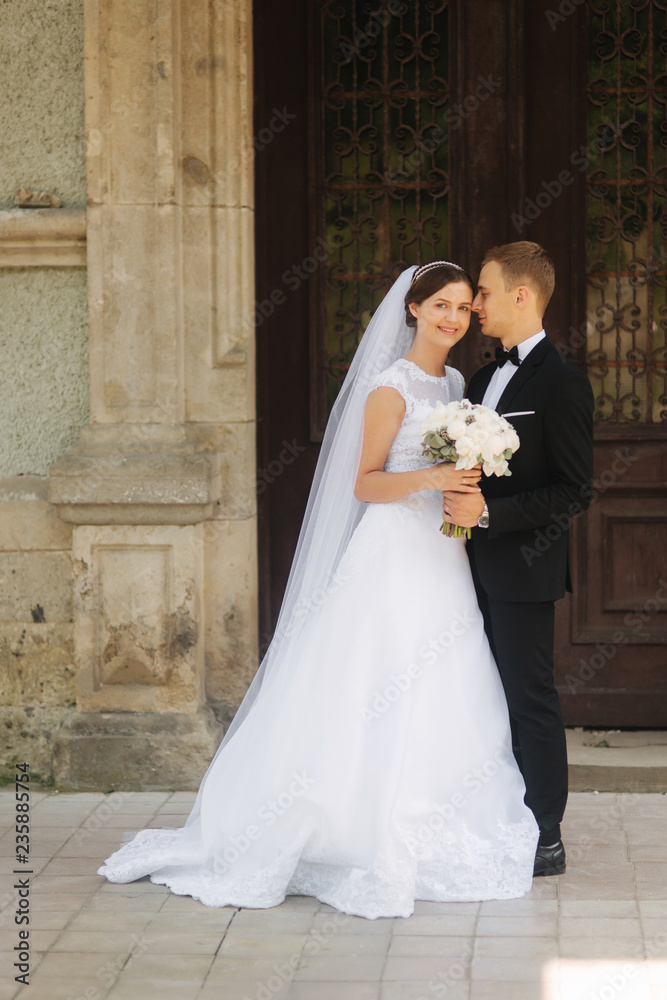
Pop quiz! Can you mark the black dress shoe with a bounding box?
[533,840,566,877]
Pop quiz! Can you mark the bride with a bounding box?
[99,261,539,919]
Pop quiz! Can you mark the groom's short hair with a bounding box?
[481,241,555,316]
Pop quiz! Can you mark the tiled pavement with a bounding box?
[1,790,667,1000]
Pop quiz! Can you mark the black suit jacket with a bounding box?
[466,337,594,603]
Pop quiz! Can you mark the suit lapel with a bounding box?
[467,363,495,404]
[496,336,553,414]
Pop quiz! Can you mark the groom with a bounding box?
[441,241,594,877]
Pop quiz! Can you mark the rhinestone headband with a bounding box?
[411,260,462,284]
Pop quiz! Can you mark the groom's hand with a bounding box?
[442,490,485,528]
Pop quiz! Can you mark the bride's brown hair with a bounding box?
[404,261,475,328]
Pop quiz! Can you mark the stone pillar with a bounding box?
[50,0,257,790]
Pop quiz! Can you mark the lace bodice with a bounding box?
[370,358,465,475]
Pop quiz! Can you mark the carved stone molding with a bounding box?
[0,209,86,267]
[48,424,219,525]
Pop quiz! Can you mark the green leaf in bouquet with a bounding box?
[504,448,513,459]
[431,433,445,447]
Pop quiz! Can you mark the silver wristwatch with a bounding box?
[477,502,489,529]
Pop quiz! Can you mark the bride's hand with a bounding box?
[425,463,482,492]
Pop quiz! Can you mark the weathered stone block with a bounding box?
[0,552,72,623]
[73,523,205,713]
[0,706,73,783]
[86,204,180,423]
[52,709,222,790]
[204,518,258,716]
[182,207,256,416]
[0,624,75,706]
[0,492,72,550]
[184,421,256,521]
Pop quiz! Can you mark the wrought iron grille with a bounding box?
[586,0,667,424]
[310,0,450,437]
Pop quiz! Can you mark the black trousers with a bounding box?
[469,549,568,844]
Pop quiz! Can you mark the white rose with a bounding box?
[447,419,467,440]
[473,409,493,430]
[481,434,505,461]
[420,402,448,436]
[456,453,481,471]
[469,426,487,445]
[484,457,509,477]
[447,402,464,416]
[457,434,478,454]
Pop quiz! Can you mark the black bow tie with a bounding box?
[495,345,521,367]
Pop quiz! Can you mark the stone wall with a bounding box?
[0,268,89,476]
[0,0,258,789]
[0,0,88,476]
[0,477,75,781]
[0,0,87,781]
[0,0,86,210]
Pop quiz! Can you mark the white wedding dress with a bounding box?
[99,358,538,919]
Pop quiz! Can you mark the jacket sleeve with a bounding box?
[486,368,594,538]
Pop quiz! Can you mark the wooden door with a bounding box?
[254,0,667,724]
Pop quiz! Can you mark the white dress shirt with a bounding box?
[482,329,546,411]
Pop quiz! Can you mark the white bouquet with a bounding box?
[420,399,521,538]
